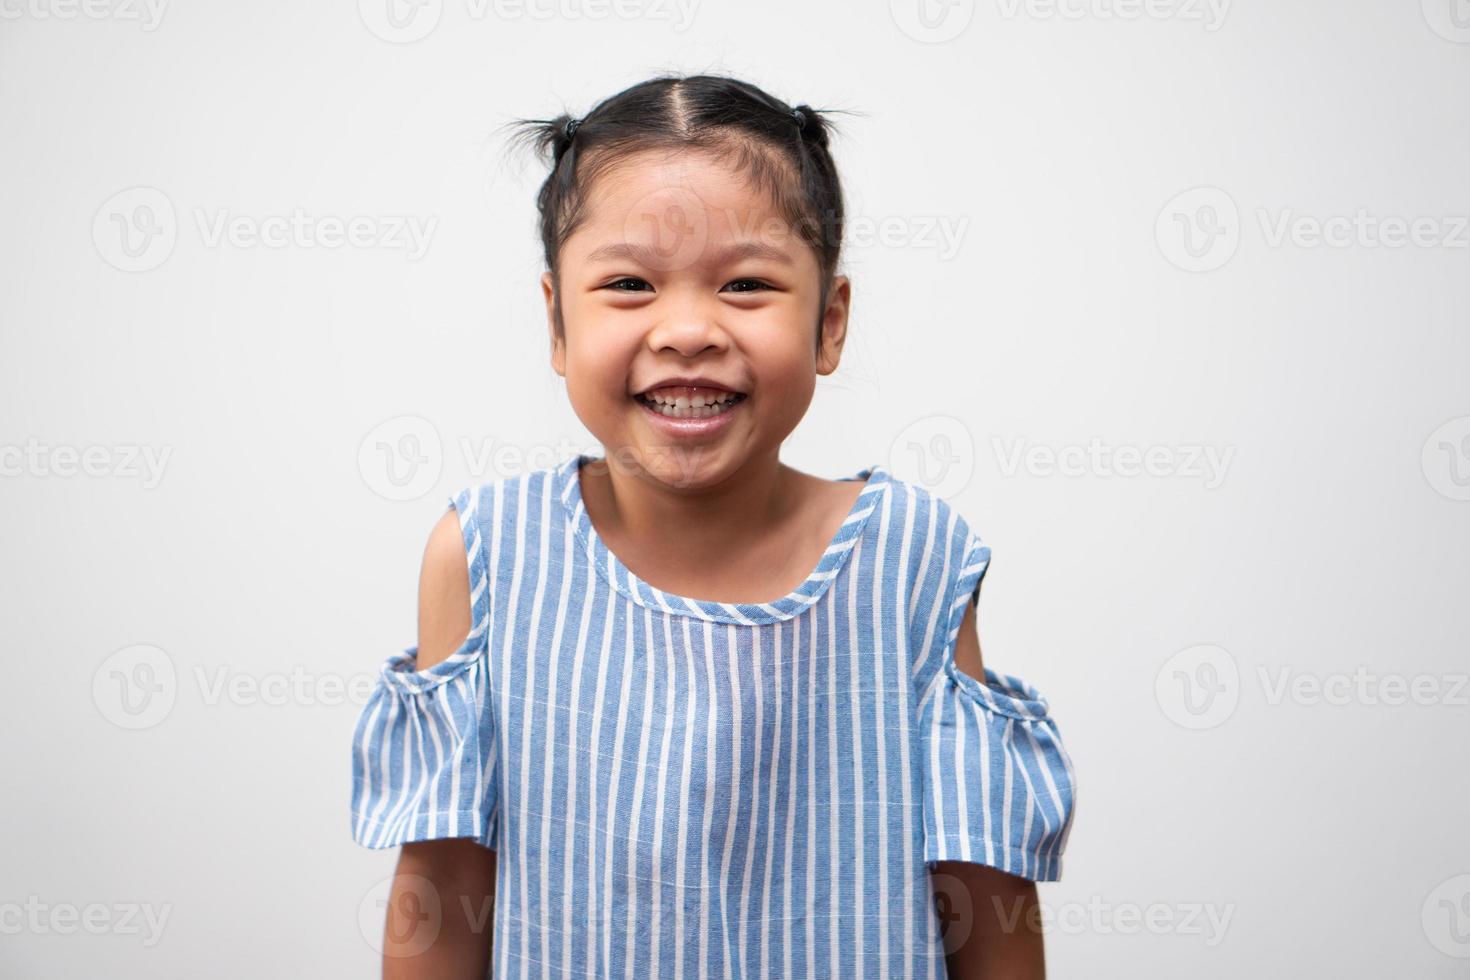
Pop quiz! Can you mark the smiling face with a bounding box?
[544,147,850,490]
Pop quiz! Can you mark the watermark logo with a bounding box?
[93,187,177,273]
[1155,644,1239,730]
[1422,416,1470,501]
[891,0,976,42]
[92,644,177,730]
[1422,874,1470,958]
[929,871,977,953]
[358,0,442,41]
[1421,0,1470,42]
[359,415,443,502]
[1156,186,1240,272]
[620,183,714,276]
[889,415,976,499]
[359,874,445,957]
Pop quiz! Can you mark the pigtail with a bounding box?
[789,103,831,150]
[498,110,588,252]
[502,112,578,168]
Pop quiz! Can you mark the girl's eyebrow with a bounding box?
[585,239,793,266]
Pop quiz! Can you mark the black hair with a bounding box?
[503,73,853,338]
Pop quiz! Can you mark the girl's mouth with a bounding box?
[633,386,748,437]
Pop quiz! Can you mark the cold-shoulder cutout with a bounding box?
[349,485,500,850]
[380,486,493,695]
[917,521,1077,880]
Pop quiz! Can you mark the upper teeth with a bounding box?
[644,388,738,406]
[640,387,743,419]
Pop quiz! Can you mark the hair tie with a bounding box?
[563,117,581,142]
[791,108,806,131]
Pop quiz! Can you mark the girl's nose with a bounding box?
[644,301,729,357]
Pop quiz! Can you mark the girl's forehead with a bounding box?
[575,150,789,242]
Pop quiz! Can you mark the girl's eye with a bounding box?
[722,278,773,293]
[605,277,652,292]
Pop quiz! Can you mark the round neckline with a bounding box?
[554,453,890,625]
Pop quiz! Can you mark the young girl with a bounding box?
[350,73,1077,979]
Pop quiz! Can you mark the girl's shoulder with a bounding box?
[874,469,990,575]
[428,462,567,631]
[876,471,994,670]
[445,457,571,530]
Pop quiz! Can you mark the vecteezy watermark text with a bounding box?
[0,0,167,29]
[92,644,379,730]
[93,187,438,272]
[992,436,1235,489]
[0,439,171,488]
[193,208,436,259]
[1257,209,1470,250]
[0,897,171,947]
[990,894,1235,946]
[995,0,1229,30]
[357,0,699,43]
[1157,186,1470,272]
[1156,644,1469,730]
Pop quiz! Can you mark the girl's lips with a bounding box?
[633,392,746,438]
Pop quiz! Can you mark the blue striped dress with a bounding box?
[351,453,1077,978]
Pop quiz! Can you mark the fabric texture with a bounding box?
[350,453,1077,978]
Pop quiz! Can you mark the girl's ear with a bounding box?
[815,275,851,376]
[542,271,566,377]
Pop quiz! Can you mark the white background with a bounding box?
[2,0,1469,976]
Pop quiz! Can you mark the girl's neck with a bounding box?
[581,451,794,549]
[576,452,847,604]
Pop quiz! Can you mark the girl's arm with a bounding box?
[934,597,1047,980]
[384,841,496,978]
[381,509,498,978]
[934,860,1045,980]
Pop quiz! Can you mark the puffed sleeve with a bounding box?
[349,486,499,850]
[917,523,1077,881]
